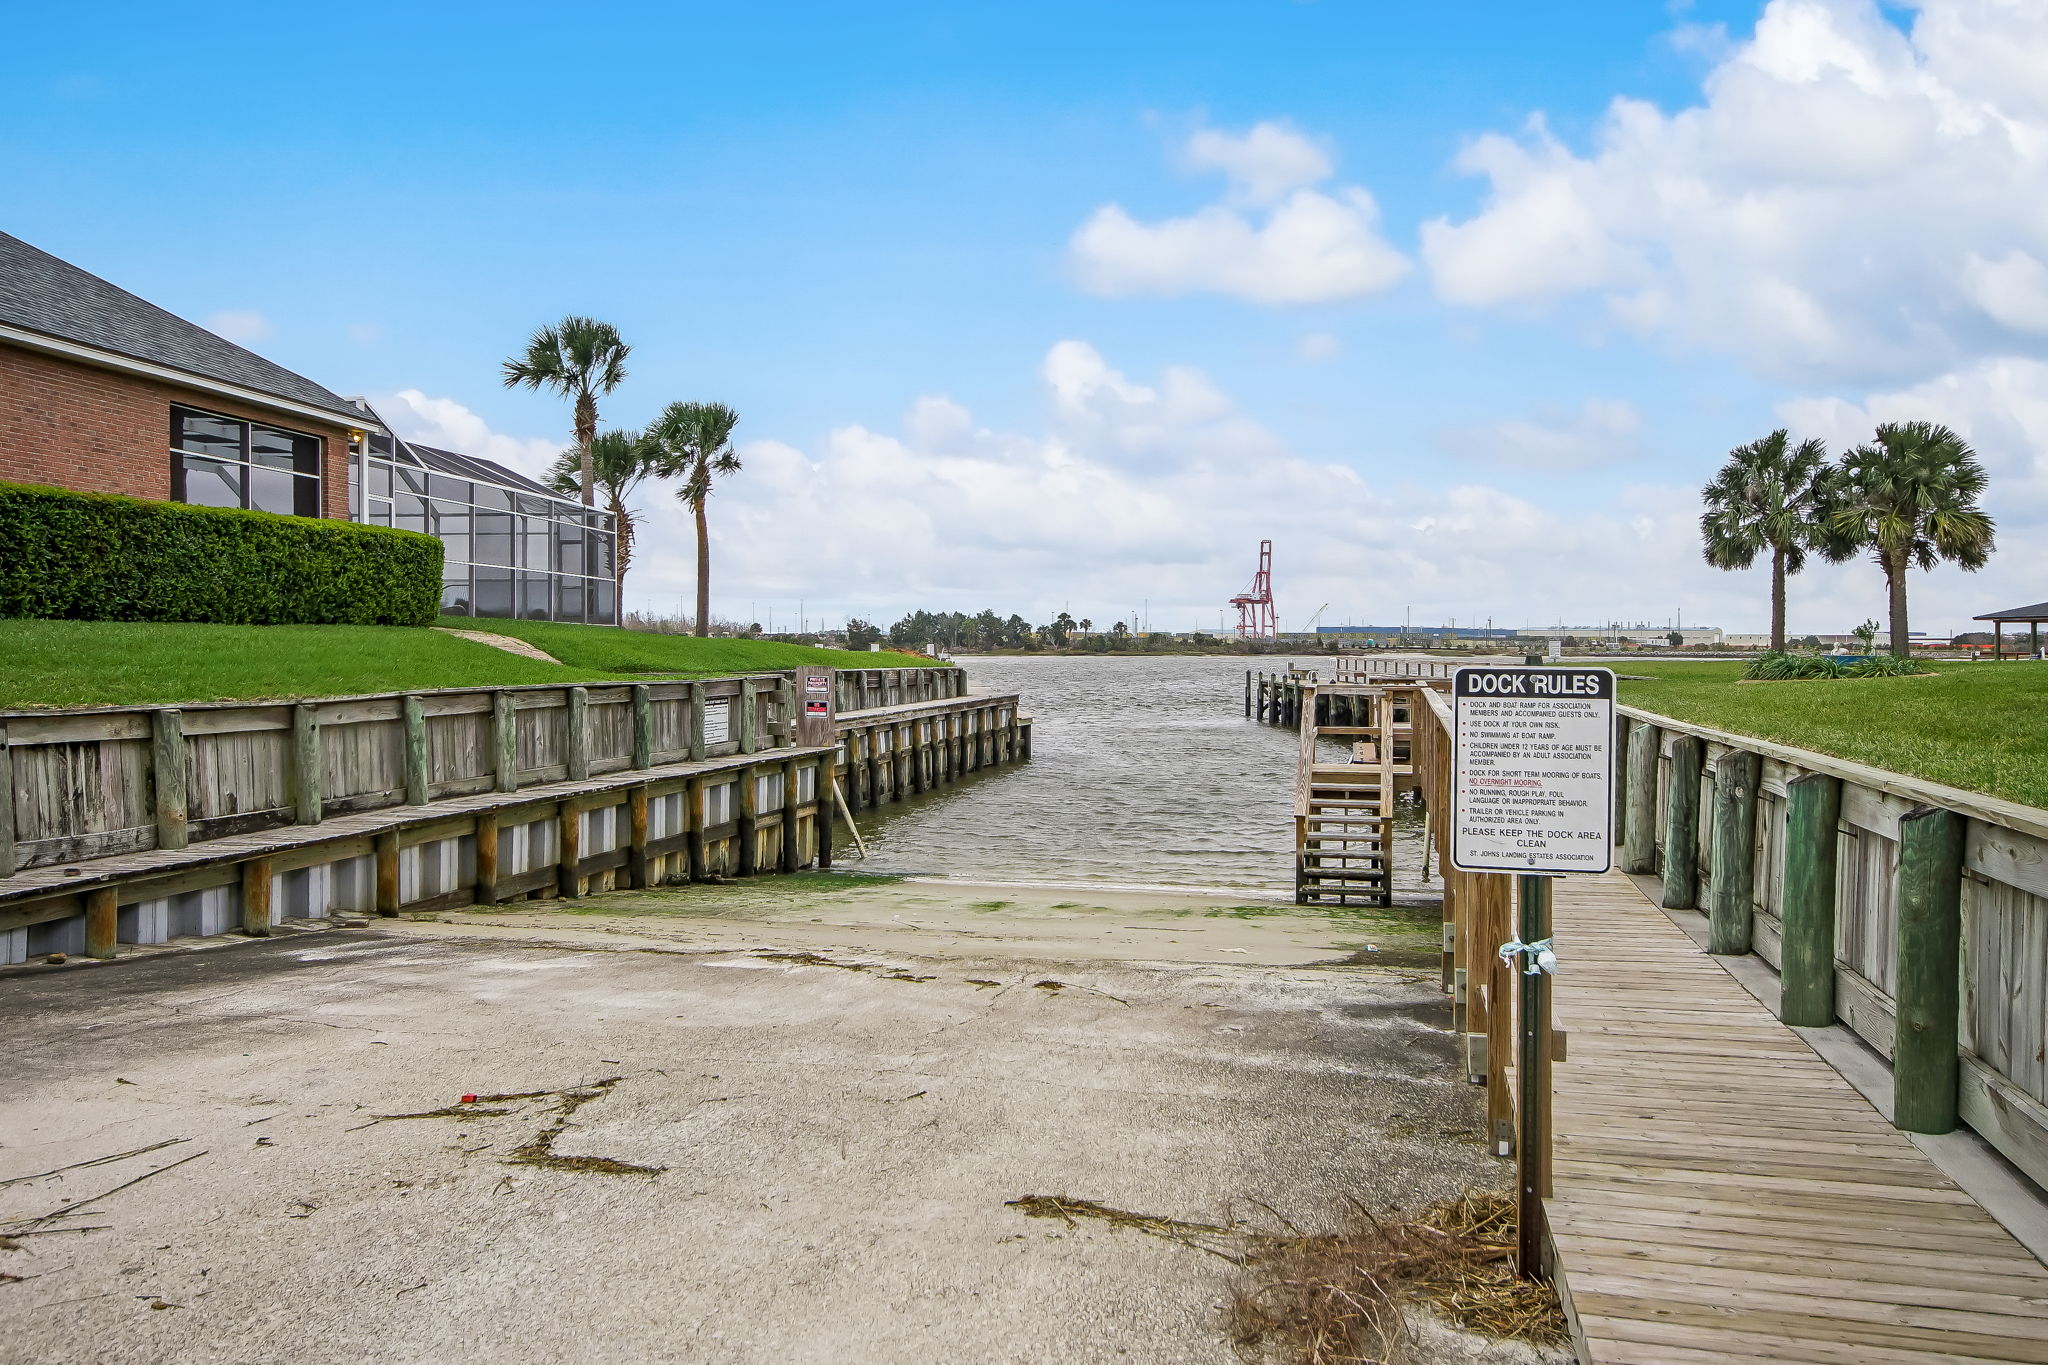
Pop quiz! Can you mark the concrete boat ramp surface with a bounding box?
[0,878,1548,1365]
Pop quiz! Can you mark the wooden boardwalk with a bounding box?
[1548,870,2048,1364]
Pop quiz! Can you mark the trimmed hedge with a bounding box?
[0,480,443,626]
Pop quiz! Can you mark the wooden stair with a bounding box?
[1294,687,1408,907]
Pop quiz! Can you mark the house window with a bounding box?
[170,406,322,516]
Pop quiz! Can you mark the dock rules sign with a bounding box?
[1450,666,1615,875]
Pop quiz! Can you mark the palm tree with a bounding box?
[545,427,663,606]
[1830,421,1996,656]
[501,317,630,506]
[648,401,741,636]
[1698,430,1838,652]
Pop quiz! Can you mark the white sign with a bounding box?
[1451,666,1615,875]
[703,699,733,746]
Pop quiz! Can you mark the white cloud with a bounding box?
[206,309,273,343]
[1420,0,2048,382]
[1434,399,1645,471]
[1070,121,1409,305]
[1181,121,1333,205]
[370,389,564,481]
[1296,330,1341,362]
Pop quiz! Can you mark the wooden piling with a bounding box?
[1778,772,1842,1028]
[687,682,708,762]
[1707,749,1760,954]
[375,830,400,915]
[291,703,323,824]
[622,785,647,889]
[818,754,836,870]
[736,765,759,876]
[402,695,430,805]
[1660,735,1703,909]
[685,775,707,882]
[1244,670,1253,717]
[557,798,582,898]
[84,885,117,959]
[866,727,887,802]
[739,680,759,755]
[1894,806,1965,1134]
[565,686,590,782]
[152,709,189,851]
[0,722,12,878]
[1621,722,1657,875]
[781,758,802,873]
[492,691,518,793]
[475,810,500,905]
[241,856,273,936]
[631,684,653,769]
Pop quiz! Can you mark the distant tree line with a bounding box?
[849,610,1195,653]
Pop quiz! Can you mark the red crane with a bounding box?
[1230,540,1276,639]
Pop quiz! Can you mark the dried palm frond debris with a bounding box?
[1005,1187,1565,1365]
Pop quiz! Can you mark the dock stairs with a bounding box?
[1294,683,1413,906]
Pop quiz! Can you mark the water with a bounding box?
[848,654,1441,900]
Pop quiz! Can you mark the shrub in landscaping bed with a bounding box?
[1742,650,1920,680]
[0,480,442,626]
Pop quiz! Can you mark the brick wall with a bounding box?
[0,342,356,519]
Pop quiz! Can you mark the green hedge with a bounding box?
[0,481,443,626]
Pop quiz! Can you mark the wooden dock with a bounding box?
[1546,869,2048,1364]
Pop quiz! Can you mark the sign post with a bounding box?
[1449,665,1615,1279]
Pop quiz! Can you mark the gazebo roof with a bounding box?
[1975,601,2048,623]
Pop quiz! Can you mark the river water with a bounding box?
[848,654,1441,901]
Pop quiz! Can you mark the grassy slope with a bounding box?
[0,618,937,709]
[453,618,927,674]
[1618,660,2048,809]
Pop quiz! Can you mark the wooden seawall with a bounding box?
[0,666,1028,965]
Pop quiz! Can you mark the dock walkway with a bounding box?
[1548,870,2048,1364]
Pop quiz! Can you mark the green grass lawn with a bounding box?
[1617,659,2048,809]
[0,618,937,709]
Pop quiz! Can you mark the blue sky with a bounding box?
[7,1,2045,635]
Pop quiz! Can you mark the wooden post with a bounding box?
[475,810,500,905]
[627,785,649,889]
[374,830,401,916]
[736,765,758,875]
[492,691,518,793]
[1894,806,1966,1134]
[1484,876,1514,1157]
[291,703,323,824]
[1660,735,1703,909]
[781,758,801,873]
[843,734,865,812]
[1244,670,1252,717]
[739,680,759,755]
[685,775,707,882]
[1707,749,1760,954]
[152,709,189,851]
[402,695,430,805]
[557,799,582,898]
[241,857,273,936]
[895,723,913,796]
[631,685,653,769]
[818,755,836,869]
[565,686,590,782]
[909,721,927,794]
[1778,773,1841,1027]
[688,683,708,762]
[1006,709,1020,764]
[85,885,117,959]
[1621,722,1657,875]
[0,722,15,879]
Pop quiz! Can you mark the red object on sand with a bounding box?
[460,1094,478,1104]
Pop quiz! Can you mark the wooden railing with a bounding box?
[0,677,801,877]
[834,666,966,713]
[1616,706,2048,1190]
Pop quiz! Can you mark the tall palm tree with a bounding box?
[649,401,741,637]
[1830,421,1995,656]
[1698,430,1838,652]
[545,427,663,607]
[501,317,630,506]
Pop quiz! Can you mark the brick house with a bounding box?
[0,230,617,623]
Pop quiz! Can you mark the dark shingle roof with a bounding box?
[1975,601,2048,622]
[0,230,360,422]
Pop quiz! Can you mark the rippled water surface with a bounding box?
[849,655,1440,898]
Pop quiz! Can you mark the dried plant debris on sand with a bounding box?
[360,1077,663,1176]
[1006,1189,1566,1364]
